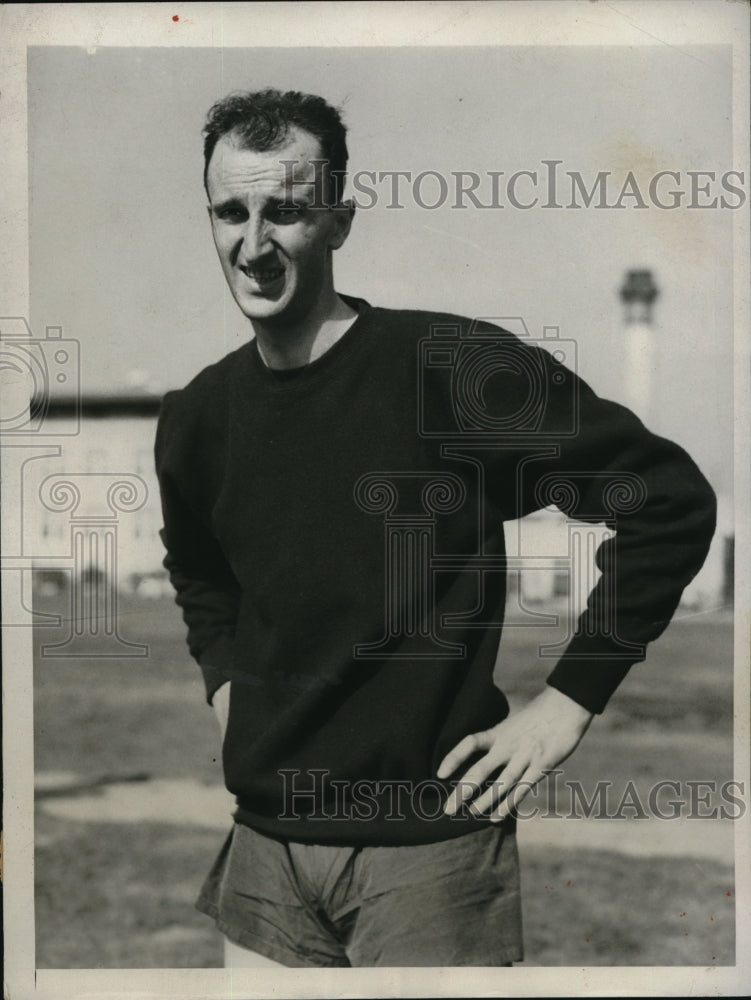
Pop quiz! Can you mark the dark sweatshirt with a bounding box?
[155,298,716,845]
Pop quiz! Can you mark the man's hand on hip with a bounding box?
[438,685,594,822]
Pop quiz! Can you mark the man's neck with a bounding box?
[253,292,358,371]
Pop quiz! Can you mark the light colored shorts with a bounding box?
[196,820,523,967]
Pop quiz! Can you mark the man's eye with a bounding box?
[216,207,246,223]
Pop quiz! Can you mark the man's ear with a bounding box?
[329,199,355,250]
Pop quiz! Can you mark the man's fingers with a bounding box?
[489,765,546,823]
[436,729,495,780]
[442,744,520,816]
[443,765,503,815]
[467,755,529,817]
[441,742,510,816]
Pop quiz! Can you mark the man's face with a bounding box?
[206,127,351,329]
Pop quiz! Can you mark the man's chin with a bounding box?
[236,294,288,324]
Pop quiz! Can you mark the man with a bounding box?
[155,88,716,968]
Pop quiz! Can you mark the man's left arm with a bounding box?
[441,342,717,819]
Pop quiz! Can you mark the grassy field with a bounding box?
[33,590,736,968]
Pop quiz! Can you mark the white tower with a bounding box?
[619,269,659,428]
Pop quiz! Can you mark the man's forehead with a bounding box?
[207,128,325,194]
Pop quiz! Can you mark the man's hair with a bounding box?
[202,88,348,205]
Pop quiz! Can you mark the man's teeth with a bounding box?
[244,267,284,282]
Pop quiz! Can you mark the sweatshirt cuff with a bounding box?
[545,632,648,714]
[197,634,235,704]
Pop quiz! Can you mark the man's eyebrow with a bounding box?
[210,197,246,213]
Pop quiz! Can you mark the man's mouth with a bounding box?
[240,265,285,288]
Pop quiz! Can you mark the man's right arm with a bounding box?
[155,391,241,708]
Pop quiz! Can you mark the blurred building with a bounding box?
[16,393,168,597]
[509,268,731,614]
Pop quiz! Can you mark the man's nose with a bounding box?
[239,216,273,262]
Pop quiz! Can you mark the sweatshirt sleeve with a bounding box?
[155,391,241,704]
[491,339,717,714]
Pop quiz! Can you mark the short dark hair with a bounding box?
[202,88,348,204]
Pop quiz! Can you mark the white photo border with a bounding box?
[2,2,749,998]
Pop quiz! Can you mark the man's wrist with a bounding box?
[540,682,595,721]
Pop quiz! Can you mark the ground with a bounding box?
[32,590,736,967]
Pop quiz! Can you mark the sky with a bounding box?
[27,43,735,493]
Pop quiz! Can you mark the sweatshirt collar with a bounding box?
[248,295,372,387]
